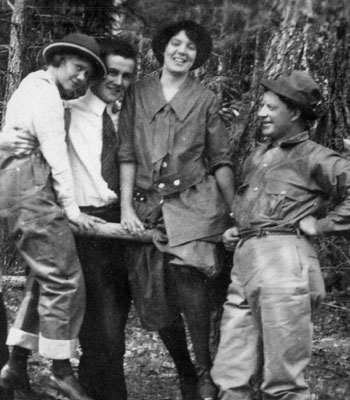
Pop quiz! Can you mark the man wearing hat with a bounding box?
[211,70,350,399]
[0,33,106,400]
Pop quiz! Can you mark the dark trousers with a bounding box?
[75,205,131,400]
[0,293,14,400]
[159,264,214,373]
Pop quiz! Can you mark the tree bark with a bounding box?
[238,0,350,161]
[2,0,25,126]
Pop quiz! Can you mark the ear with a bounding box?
[291,107,302,122]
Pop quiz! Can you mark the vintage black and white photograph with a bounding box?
[1,0,350,399]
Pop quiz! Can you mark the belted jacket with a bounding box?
[118,72,233,246]
[233,131,350,234]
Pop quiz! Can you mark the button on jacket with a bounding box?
[233,131,350,234]
[118,72,233,246]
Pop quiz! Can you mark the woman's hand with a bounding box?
[222,226,240,251]
[0,128,38,155]
[120,206,145,235]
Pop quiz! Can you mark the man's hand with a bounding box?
[69,212,106,233]
[222,226,240,251]
[120,206,145,235]
[0,128,38,155]
[218,103,239,125]
[298,215,319,236]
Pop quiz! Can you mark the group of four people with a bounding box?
[0,18,350,400]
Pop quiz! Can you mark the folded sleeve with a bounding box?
[204,93,234,172]
[118,85,137,164]
[30,80,80,219]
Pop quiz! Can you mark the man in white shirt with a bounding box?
[68,38,136,400]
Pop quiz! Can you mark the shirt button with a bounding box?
[173,179,180,186]
[162,161,168,168]
[158,183,165,189]
[253,187,258,191]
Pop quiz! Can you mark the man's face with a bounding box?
[258,91,296,142]
[91,54,135,104]
[57,55,93,93]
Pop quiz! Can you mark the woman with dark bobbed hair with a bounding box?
[118,20,234,400]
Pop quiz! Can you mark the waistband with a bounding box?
[79,201,120,217]
[239,227,303,242]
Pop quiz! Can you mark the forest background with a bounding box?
[1,1,350,399]
[1,0,350,292]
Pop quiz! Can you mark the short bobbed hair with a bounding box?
[151,20,212,71]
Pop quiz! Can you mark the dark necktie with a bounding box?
[101,108,119,193]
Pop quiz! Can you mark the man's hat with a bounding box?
[261,70,321,119]
[152,20,212,71]
[42,33,106,78]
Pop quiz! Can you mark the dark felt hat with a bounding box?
[42,33,106,78]
[152,20,212,70]
[261,70,321,119]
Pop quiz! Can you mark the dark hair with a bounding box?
[98,37,137,64]
[46,53,71,67]
[152,20,212,70]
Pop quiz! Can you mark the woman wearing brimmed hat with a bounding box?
[118,20,234,400]
[0,33,106,400]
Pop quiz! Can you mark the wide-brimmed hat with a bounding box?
[42,33,106,78]
[261,70,321,119]
[152,20,212,71]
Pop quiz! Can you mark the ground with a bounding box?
[2,280,350,400]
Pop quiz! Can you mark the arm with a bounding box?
[205,93,235,210]
[214,165,235,210]
[119,162,145,234]
[0,128,38,154]
[118,85,145,234]
[4,79,101,230]
[299,147,350,236]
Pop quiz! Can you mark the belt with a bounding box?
[79,201,119,216]
[239,227,303,242]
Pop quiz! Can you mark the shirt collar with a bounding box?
[143,71,204,122]
[82,88,107,116]
[264,130,310,148]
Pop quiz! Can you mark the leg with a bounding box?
[211,248,262,400]
[256,237,324,400]
[0,293,14,400]
[166,264,217,399]
[76,234,130,400]
[158,316,198,400]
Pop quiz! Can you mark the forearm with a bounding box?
[214,165,235,210]
[40,135,80,219]
[120,162,137,211]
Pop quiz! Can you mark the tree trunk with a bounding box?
[2,0,25,126]
[238,0,350,164]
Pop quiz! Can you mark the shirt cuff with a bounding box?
[64,204,81,221]
[315,217,334,235]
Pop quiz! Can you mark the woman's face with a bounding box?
[56,55,93,93]
[163,30,197,75]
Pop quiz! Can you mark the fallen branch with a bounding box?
[69,222,154,242]
[321,302,350,312]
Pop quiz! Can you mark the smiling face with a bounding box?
[163,30,197,75]
[56,55,93,93]
[258,90,298,142]
[91,54,135,104]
